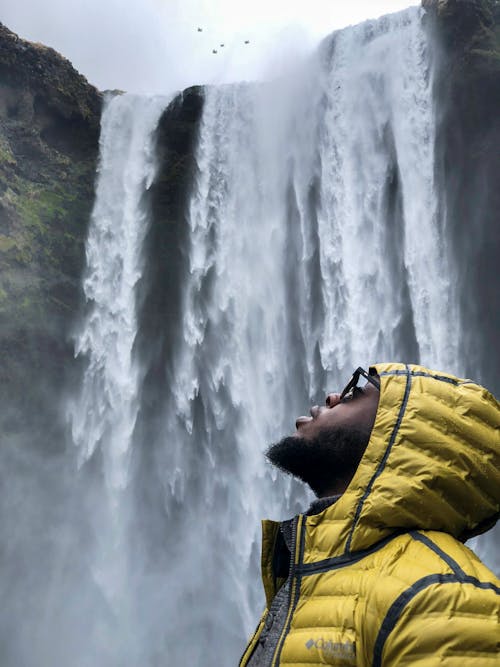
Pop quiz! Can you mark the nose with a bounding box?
[310,405,321,419]
[326,392,341,408]
[295,395,339,432]
[295,415,312,430]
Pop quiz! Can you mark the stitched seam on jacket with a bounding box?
[371,574,500,667]
[378,370,465,385]
[409,531,464,577]
[345,365,412,555]
[299,532,404,576]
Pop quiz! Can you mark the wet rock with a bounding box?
[0,22,102,446]
[134,86,204,447]
[423,0,500,390]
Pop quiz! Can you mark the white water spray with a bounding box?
[67,94,168,623]
[70,94,168,491]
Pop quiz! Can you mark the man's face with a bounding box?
[266,380,379,497]
[294,383,379,440]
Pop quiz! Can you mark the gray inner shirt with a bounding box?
[245,523,293,667]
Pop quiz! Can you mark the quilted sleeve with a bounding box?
[372,575,500,667]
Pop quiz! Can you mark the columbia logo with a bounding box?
[305,638,356,661]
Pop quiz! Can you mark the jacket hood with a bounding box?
[303,362,500,562]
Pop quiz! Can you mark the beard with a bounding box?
[265,426,370,497]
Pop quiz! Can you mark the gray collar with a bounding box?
[306,494,342,516]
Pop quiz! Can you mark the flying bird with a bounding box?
[212,49,218,54]
[220,43,225,47]
[197,27,203,32]
[244,40,250,44]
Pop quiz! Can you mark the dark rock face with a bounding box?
[0,23,102,446]
[132,88,203,549]
[137,86,204,389]
[0,27,102,664]
[424,0,500,393]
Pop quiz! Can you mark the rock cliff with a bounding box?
[135,87,204,447]
[0,23,101,444]
[424,0,500,390]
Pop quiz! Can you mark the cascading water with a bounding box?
[150,9,463,665]
[63,7,495,667]
[67,93,169,663]
[312,11,459,375]
[70,94,168,487]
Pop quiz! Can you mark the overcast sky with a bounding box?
[2,0,419,94]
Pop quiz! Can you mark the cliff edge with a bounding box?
[423,0,500,390]
[0,23,101,443]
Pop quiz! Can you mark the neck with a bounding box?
[319,478,349,497]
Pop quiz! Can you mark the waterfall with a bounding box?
[70,94,168,486]
[311,11,459,375]
[63,7,494,667]
[145,7,462,665]
[67,93,169,663]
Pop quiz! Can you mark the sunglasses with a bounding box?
[339,367,380,401]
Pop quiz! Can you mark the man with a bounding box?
[239,362,500,667]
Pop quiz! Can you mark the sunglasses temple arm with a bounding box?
[357,367,380,391]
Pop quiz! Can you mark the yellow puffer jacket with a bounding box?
[240,363,500,666]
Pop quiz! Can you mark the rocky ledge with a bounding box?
[0,23,102,443]
[423,0,500,390]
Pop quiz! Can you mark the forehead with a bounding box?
[359,381,378,393]
[344,382,379,405]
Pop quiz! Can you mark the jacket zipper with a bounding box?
[270,514,303,667]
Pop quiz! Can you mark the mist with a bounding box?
[2,0,417,92]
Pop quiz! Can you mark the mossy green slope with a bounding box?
[0,22,101,442]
